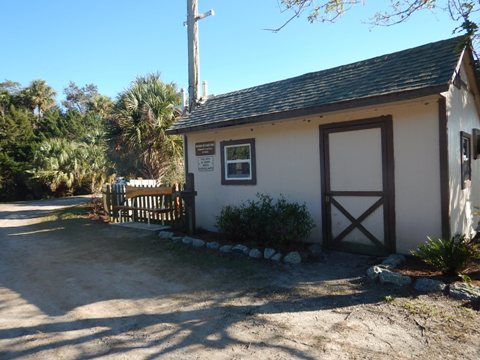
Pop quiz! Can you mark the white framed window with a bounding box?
[220,138,256,185]
[225,144,251,179]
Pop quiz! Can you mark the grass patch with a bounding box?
[37,204,89,223]
[384,295,395,303]
[56,204,89,220]
[312,334,329,346]
[401,300,439,317]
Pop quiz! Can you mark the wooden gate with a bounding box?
[102,173,197,234]
[319,116,395,255]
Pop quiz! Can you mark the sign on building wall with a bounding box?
[195,141,215,156]
[196,141,215,172]
[198,156,214,172]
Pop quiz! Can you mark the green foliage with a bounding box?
[62,82,113,117]
[0,78,114,200]
[0,106,37,200]
[411,234,480,275]
[1,74,183,200]
[37,108,108,144]
[216,193,315,249]
[111,73,183,182]
[30,138,112,195]
[62,82,99,113]
[21,79,56,119]
[458,272,473,284]
[0,80,21,117]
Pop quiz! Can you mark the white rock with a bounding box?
[413,278,446,293]
[271,253,283,262]
[206,241,220,250]
[232,244,249,255]
[219,245,233,253]
[366,265,386,282]
[264,248,276,259]
[449,282,480,301]
[182,237,193,245]
[249,248,262,259]
[283,251,302,265]
[379,271,412,286]
[191,238,205,248]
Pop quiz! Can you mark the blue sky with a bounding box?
[1,1,459,101]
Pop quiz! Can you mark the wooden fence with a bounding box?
[102,173,197,234]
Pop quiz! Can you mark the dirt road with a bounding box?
[0,198,478,359]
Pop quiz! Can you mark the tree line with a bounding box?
[0,74,183,201]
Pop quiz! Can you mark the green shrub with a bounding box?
[411,234,480,275]
[216,193,315,249]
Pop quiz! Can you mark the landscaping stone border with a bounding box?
[158,231,323,266]
[159,232,480,302]
[366,254,480,302]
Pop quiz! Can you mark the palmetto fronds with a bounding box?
[22,79,56,119]
[31,138,110,193]
[113,73,183,181]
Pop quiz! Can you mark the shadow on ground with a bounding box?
[0,206,411,359]
[0,196,92,221]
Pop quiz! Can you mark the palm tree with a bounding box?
[31,138,111,194]
[23,79,56,119]
[113,73,183,182]
[87,94,113,118]
[31,139,77,193]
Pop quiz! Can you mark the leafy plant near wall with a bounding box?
[411,234,480,275]
[216,193,315,250]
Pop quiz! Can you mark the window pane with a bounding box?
[462,135,471,183]
[227,162,251,179]
[226,145,250,161]
[460,132,472,190]
[462,137,470,162]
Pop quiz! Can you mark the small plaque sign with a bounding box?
[198,156,214,172]
[195,141,215,156]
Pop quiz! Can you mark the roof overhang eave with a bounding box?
[166,84,450,135]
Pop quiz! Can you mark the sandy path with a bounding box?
[0,198,478,359]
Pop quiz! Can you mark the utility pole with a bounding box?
[186,0,213,112]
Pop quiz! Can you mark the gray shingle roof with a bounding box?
[168,36,464,134]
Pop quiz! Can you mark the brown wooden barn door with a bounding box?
[320,116,395,255]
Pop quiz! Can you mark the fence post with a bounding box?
[183,173,197,235]
[102,184,113,221]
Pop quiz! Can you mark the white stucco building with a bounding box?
[167,36,480,255]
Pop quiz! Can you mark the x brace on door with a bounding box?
[328,194,384,248]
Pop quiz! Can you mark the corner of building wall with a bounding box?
[183,134,189,178]
[438,95,451,239]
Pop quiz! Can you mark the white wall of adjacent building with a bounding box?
[445,58,480,238]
